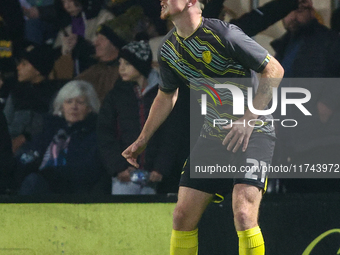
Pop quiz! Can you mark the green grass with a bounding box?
[0,203,176,255]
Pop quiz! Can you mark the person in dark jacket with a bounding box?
[0,18,17,111]
[331,6,340,33]
[17,80,102,195]
[270,0,340,193]
[0,1,24,110]
[0,0,25,56]
[202,0,298,38]
[97,41,175,194]
[4,44,65,153]
[0,76,15,194]
[271,0,340,78]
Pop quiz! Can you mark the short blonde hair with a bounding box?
[53,80,100,116]
[197,0,204,9]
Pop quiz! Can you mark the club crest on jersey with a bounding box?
[202,51,212,64]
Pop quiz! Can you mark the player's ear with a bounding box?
[189,0,205,9]
[188,0,198,7]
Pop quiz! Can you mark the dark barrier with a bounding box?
[198,193,340,255]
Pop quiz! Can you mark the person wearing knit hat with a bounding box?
[119,40,152,79]
[97,40,169,195]
[93,6,144,62]
[93,18,131,63]
[75,16,132,103]
[18,44,56,79]
[4,44,65,153]
[96,19,129,51]
[75,6,145,103]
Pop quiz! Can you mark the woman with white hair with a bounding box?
[17,80,103,195]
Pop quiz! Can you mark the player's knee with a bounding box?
[233,207,252,227]
[173,205,187,223]
[173,205,193,230]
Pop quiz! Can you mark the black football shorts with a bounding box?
[179,133,275,197]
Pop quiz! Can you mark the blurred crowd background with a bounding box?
[1,0,340,196]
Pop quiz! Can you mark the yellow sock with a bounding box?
[237,226,265,255]
[170,228,198,255]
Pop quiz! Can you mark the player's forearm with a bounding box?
[138,89,177,143]
[245,57,284,119]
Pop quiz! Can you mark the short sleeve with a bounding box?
[222,23,270,73]
[157,45,182,93]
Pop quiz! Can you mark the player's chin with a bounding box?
[160,12,169,20]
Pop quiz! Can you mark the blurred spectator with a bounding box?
[271,0,340,192]
[0,0,25,56]
[17,80,103,195]
[0,0,25,110]
[0,17,18,110]
[97,41,172,194]
[0,76,16,194]
[3,44,65,153]
[108,0,167,36]
[20,0,58,45]
[271,0,340,78]
[229,0,299,37]
[191,0,300,35]
[53,0,114,75]
[76,7,143,103]
[331,6,340,33]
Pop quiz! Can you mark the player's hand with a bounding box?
[122,138,147,168]
[149,171,163,182]
[222,117,254,153]
[317,101,333,123]
[117,166,135,182]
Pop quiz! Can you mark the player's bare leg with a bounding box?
[170,186,213,255]
[232,183,264,255]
